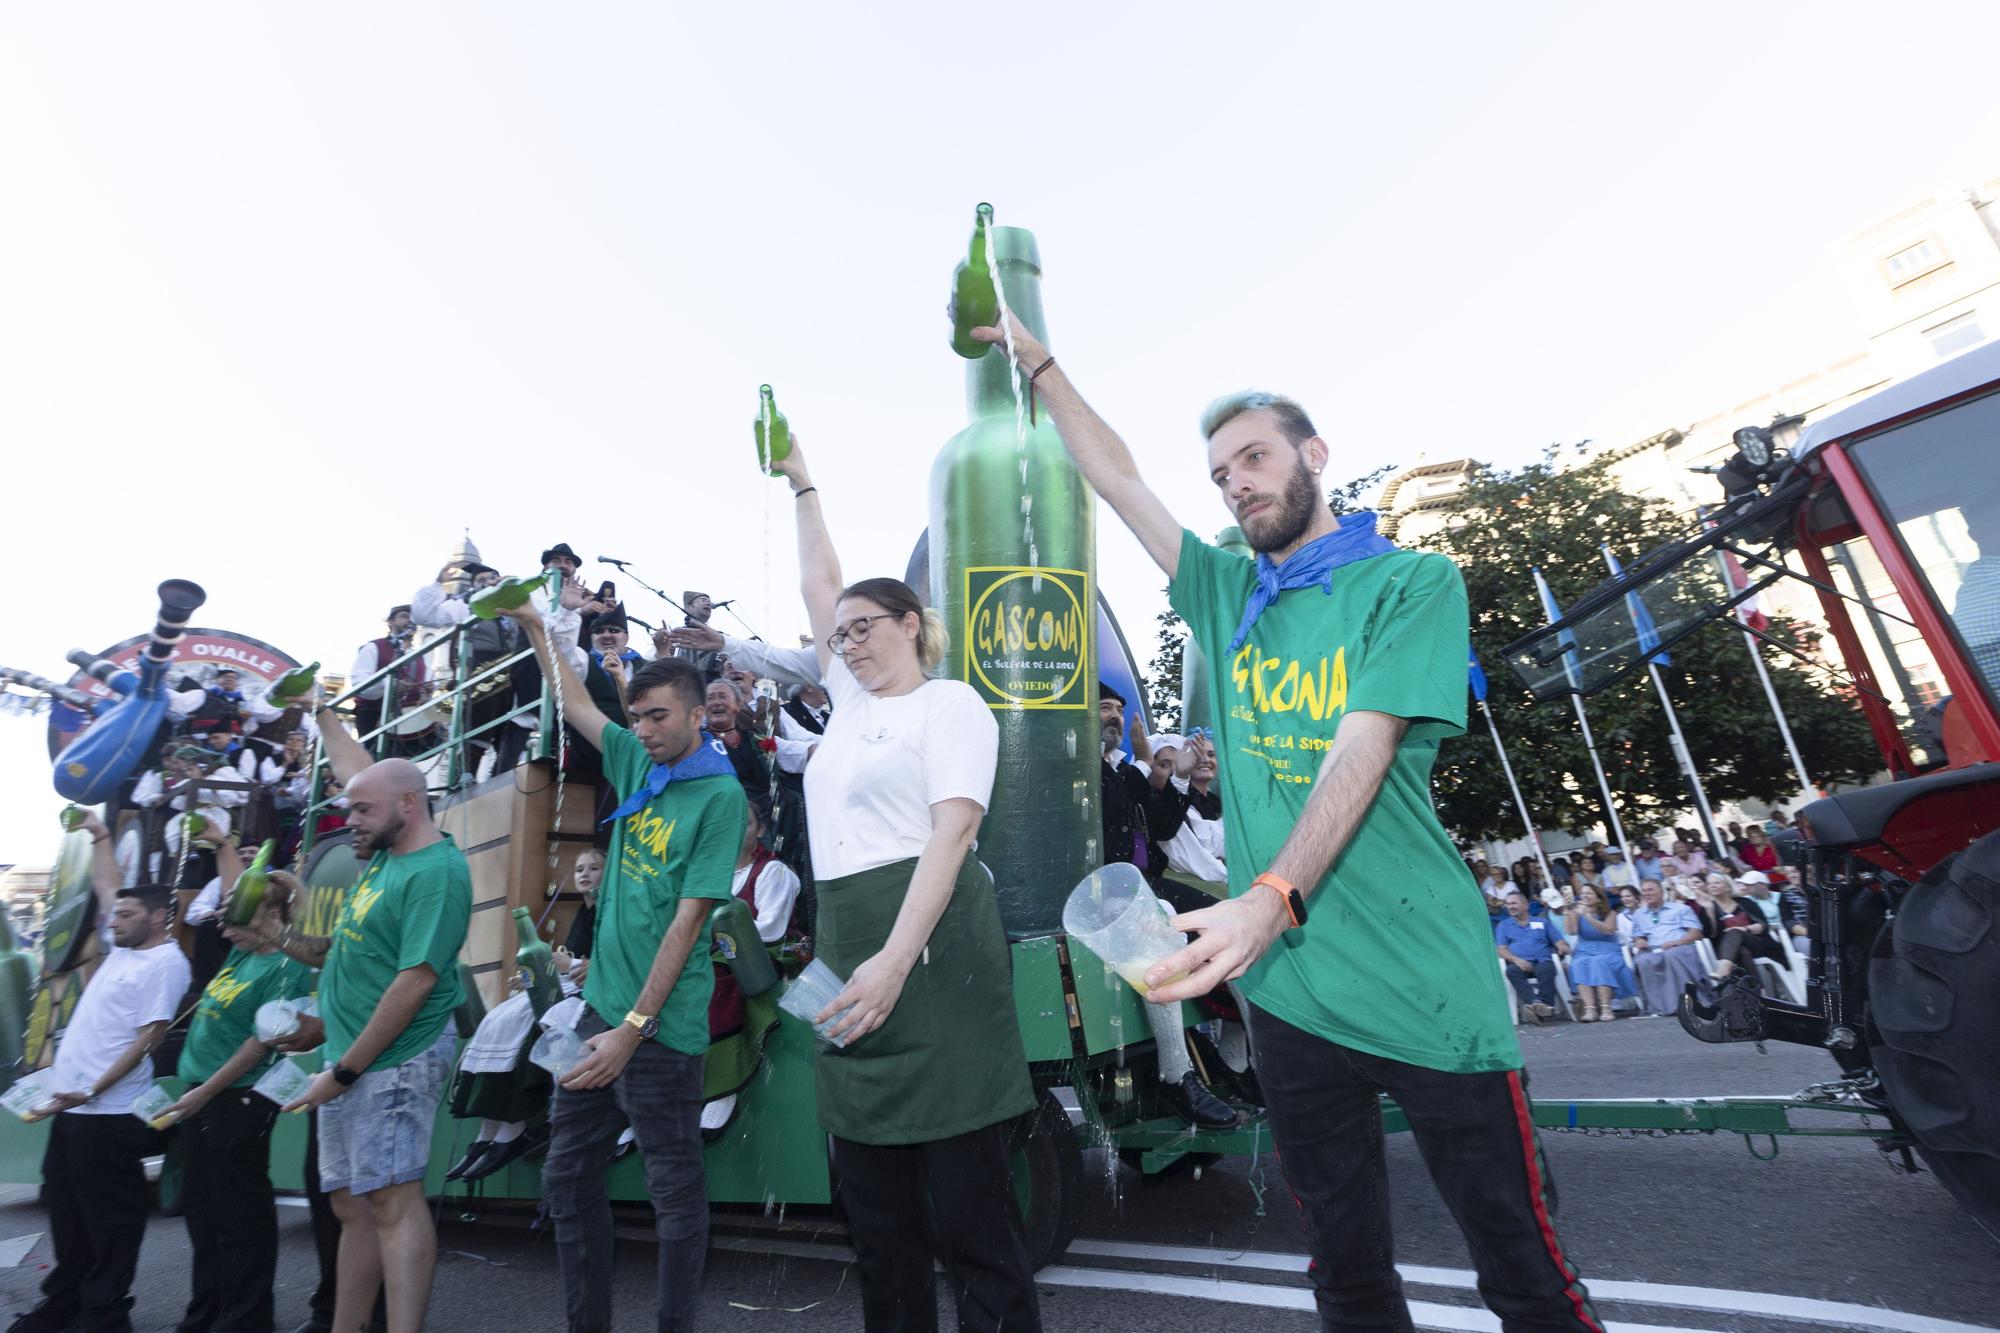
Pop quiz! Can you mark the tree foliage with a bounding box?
[1418,453,1879,841]
[1146,605,1187,732]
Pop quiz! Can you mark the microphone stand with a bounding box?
[715,602,764,641]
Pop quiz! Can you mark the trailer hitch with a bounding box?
[1678,975,1766,1047]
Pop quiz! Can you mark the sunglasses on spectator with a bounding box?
[827,613,904,654]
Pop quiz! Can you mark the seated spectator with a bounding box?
[1562,885,1638,1022]
[1474,859,1512,897]
[1626,879,1708,1015]
[1600,846,1636,888]
[1632,839,1664,882]
[1615,885,1642,943]
[1494,891,1570,1023]
[1765,807,1792,835]
[1548,855,1572,889]
[1710,871,1787,988]
[1566,853,1602,894]
[558,848,603,978]
[1740,825,1780,875]
[1725,820,1752,860]
[1661,838,1708,878]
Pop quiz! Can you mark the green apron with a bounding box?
[812,854,1034,1145]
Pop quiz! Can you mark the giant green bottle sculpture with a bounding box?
[0,909,31,1093]
[1179,525,1251,737]
[930,219,1097,933]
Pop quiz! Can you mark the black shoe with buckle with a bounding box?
[444,1139,494,1182]
[1159,1071,1239,1130]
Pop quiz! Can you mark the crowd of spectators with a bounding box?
[1473,813,1812,1025]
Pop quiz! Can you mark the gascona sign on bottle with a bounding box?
[963,565,1091,709]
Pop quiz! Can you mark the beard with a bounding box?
[352,813,406,856]
[1239,458,1321,554]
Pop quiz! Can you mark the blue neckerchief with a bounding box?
[603,731,736,824]
[592,648,643,669]
[1227,510,1398,652]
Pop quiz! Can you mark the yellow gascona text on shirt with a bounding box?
[1230,643,1347,722]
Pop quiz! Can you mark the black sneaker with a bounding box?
[8,1306,74,1333]
[1159,1072,1238,1130]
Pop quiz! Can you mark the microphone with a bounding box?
[598,555,631,568]
[710,599,736,608]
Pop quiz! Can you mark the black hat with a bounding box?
[591,606,630,633]
[540,543,580,568]
[1098,680,1126,707]
[387,604,412,621]
[459,561,497,579]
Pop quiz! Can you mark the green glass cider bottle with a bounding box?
[58,806,85,832]
[929,221,1097,933]
[512,907,564,1018]
[223,840,278,927]
[264,662,320,710]
[948,204,1000,359]
[469,575,541,621]
[754,385,792,474]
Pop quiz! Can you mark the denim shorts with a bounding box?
[316,1026,456,1196]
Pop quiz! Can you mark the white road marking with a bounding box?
[1067,1238,2000,1333]
[1037,1264,1725,1333]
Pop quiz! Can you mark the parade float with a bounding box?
[0,210,1993,1262]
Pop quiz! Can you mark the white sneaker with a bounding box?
[700,1094,736,1132]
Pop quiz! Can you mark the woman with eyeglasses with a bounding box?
[770,439,1042,1332]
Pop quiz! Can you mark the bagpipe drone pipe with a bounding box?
[0,667,96,712]
[52,579,207,803]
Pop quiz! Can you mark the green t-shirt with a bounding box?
[1169,530,1520,1074]
[584,725,748,1055]
[319,837,471,1073]
[178,946,313,1088]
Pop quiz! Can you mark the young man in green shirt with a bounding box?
[513,601,746,1333]
[159,835,314,1333]
[268,713,471,1333]
[972,316,1601,1332]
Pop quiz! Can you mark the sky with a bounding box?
[5,2,2000,866]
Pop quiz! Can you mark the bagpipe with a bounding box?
[52,579,206,803]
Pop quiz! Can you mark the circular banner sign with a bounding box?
[48,627,301,754]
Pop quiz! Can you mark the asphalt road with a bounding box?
[1,1014,1994,1332]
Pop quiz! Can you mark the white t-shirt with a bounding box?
[803,658,998,882]
[50,941,190,1115]
[732,857,803,943]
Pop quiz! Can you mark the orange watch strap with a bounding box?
[1252,873,1302,928]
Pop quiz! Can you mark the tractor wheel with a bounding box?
[1008,1090,1083,1270]
[1870,829,2000,1244]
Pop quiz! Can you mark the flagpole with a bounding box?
[1712,550,1815,808]
[1533,568,1629,853]
[1643,660,1728,861]
[1479,697,1558,893]
[1738,627,1815,809]
[1604,547,1728,862]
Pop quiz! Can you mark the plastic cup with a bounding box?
[530,1025,591,1080]
[131,1081,178,1129]
[252,1057,312,1106]
[0,1070,55,1121]
[777,958,853,1048]
[1061,862,1188,997]
[254,1000,300,1043]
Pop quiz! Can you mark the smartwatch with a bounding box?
[332,1064,362,1087]
[623,1010,660,1041]
[1251,872,1308,929]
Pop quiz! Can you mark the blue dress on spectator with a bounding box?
[1566,912,1637,996]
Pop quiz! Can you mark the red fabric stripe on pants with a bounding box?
[1505,1070,1604,1333]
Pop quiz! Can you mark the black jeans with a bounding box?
[830,1123,1041,1333]
[177,1091,280,1333]
[36,1111,158,1332]
[1248,1003,1601,1332]
[542,1012,708,1333]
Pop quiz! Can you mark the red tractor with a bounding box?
[1505,339,2000,1239]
